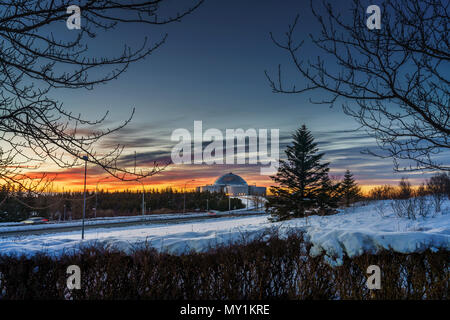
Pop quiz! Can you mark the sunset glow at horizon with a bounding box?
[33,164,429,195]
[9,0,447,194]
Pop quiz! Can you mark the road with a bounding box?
[0,210,267,237]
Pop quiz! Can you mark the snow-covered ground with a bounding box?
[0,195,265,233]
[234,195,267,210]
[0,199,448,265]
[0,212,210,233]
[0,208,260,234]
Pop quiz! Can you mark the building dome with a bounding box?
[214,172,247,186]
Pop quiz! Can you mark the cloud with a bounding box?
[23,124,444,191]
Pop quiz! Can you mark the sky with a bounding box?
[21,0,446,192]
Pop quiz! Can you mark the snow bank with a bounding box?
[0,216,271,257]
[0,199,449,265]
[0,209,259,233]
[301,199,450,265]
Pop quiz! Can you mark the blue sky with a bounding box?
[40,0,444,190]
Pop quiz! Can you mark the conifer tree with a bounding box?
[267,125,330,221]
[316,174,340,214]
[340,169,361,207]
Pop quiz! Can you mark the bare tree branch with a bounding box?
[267,0,449,172]
[0,0,203,190]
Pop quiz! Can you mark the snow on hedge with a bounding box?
[0,199,448,265]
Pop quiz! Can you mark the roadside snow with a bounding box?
[0,199,448,265]
[0,210,256,233]
[0,215,270,257]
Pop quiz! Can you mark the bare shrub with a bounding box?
[391,198,415,220]
[427,173,450,214]
[416,197,431,219]
[397,178,413,199]
[374,202,388,218]
[390,178,417,219]
[368,185,396,200]
[0,234,448,300]
[391,195,433,220]
[416,184,431,218]
[389,178,436,220]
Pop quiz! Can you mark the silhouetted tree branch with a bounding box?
[266,0,449,172]
[0,0,204,190]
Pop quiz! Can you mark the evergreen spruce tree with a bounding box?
[316,174,340,215]
[340,169,361,207]
[267,125,330,221]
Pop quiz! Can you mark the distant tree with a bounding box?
[397,178,413,199]
[267,124,330,221]
[316,174,340,214]
[368,185,396,200]
[339,170,361,207]
[427,173,450,212]
[427,173,450,198]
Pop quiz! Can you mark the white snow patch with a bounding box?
[0,199,448,265]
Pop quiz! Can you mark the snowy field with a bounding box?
[0,198,448,266]
[0,196,262,233]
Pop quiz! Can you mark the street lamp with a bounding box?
[183,179,195,214]
[81,155,88,240]
[62,187,66,221]
[138,180,146,216]
[94,191,97,218]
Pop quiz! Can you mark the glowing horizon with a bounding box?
[27,164,431,195]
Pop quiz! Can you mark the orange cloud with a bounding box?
[21,162,427,194]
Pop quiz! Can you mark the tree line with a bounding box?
[0,188,244,222]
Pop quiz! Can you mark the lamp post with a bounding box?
[142,188,145,215]
[93,191,97,219]
[183,179,195,214]
[81,155,88,240]
[62,187,66,221]
[138,180,146,216]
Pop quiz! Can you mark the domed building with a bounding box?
[197,172,266,196]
